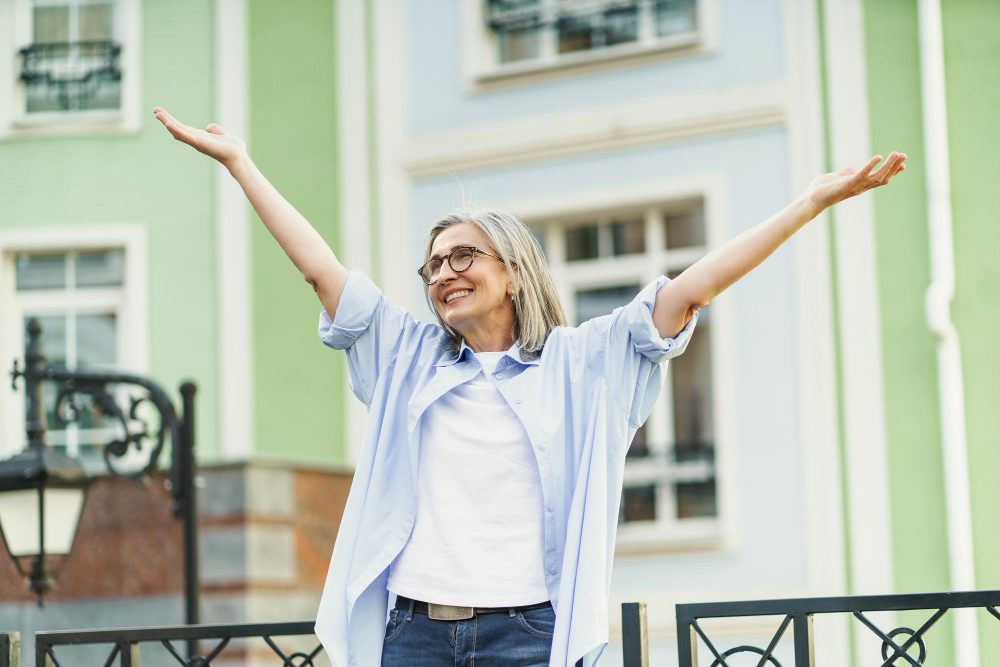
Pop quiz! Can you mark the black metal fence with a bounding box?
[2,589,998,666]
[5,621,321,667]
[667,589,1000,667]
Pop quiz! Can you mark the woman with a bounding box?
[153,107,905,667]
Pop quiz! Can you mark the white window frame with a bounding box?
[0,225,149,470]
[511,174,739,554]
[0,0,142,138]
[461,0,718,90]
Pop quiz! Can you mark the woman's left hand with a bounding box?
[806,151,907,212]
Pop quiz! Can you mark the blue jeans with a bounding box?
[381,596,584,666]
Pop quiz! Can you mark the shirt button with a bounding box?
[494,373,502,380]
[514,398,522,404]
[547,502,554,512]
[538,443,546,452]
[549,567,557,575]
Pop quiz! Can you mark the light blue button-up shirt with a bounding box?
[314,269,697,667]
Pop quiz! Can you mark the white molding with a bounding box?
[500,174,740,556]
[372,0,413,314]
[784,0,850,660]
[0,0,142,139]
[214,0,252,461]
[459,0,719,91]
[405,82,787,178]
[0,224,149,460]
[823,0,896,662]
[336,0,373,467]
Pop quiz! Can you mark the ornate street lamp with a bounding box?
[3,319,200,640]
[0,319,91,604]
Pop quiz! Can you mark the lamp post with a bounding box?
[2,318,200,654]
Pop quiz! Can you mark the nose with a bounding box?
[436,260,459,283]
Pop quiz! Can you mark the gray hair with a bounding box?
[423,209,568,360]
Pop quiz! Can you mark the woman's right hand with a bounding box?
[153,107,247,170]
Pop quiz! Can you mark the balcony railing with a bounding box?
[18,40,121,112]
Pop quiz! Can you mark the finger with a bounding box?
[165,121,205,150]
[857,154,883,179]
[871,151,899,182]
[206,123,226,135]
[879,158,908,186]
[158,108,198,134]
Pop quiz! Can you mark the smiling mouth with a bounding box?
[444,289,472,304]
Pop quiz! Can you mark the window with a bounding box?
[481,0,700,71]
[13,250,126,466]
[1,234,148,473]
[0,0,140,135]
[21,0,122,113]
[534,201,720,549]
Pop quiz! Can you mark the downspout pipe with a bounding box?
[917,0,980,664]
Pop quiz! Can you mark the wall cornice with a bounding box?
[405,82,787,178]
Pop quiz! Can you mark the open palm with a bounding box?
[153,107,247,169]
[807,152,907,211]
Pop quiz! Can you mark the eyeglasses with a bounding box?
[416,246,503,285]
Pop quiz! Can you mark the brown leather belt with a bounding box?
[394,594,552,621]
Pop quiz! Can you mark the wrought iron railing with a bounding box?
[6,621,321,667]
[18,40,121,111]
[663,589,1000,667]
[4,590,998,666]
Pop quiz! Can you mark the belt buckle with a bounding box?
[428,603,474,620]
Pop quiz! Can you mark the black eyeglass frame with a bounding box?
[416,246,504,285]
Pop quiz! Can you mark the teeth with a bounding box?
[446,290,470,303]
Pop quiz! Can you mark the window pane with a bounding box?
[33,6,70,44]
[664,209,705,249]
[76,249,124,287]
[529,227,546,258]
[557,12,594,53]
[78,4,113,42]
[489,0,542,63]
[655,0,697,37]
[16,254,66,290]
[574,283,640,325]
[565,224,599,262]
[500,27,540,62]
[620,485,656,522]
[611,218,645,256]
[604,6,639,46]
[676,480,716,518]
[76,313,116,368]
[670,303,716,518]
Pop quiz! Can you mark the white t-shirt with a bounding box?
[386,351,550,606]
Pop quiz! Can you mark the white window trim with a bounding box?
[508,173,739,555]
[0,224,149,464]
[460,0,718,91]
[0,0,142,139]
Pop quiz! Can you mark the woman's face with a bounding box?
[427,222,513,334]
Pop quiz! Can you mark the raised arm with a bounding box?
[652,151,907,338]
[153,107,350,316]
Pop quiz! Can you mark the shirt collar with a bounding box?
[434,339,541,367]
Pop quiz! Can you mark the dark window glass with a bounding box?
[611,218,645,255]
[620,485,657,522]
[565,224,600,262]
[664,209,705,249]
[574,283,640,325]
[670,303,716,518]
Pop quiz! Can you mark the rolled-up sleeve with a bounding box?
[318,269,412,406]
[603,275,699,427]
